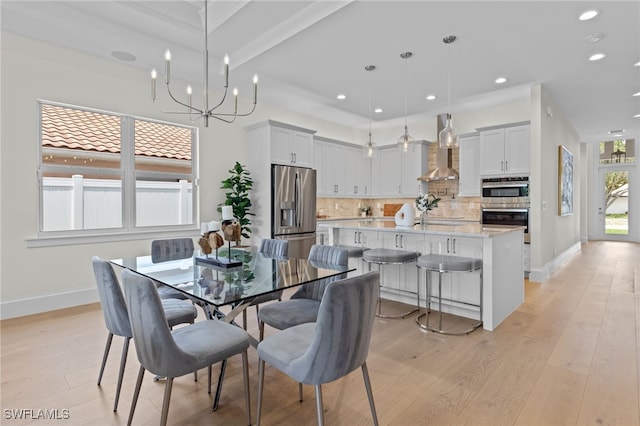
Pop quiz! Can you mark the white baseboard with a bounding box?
[528,242,581,283]
[1,288,98,320]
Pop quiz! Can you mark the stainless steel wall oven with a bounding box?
[481,177,530,243]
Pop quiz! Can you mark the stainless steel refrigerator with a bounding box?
[272,164,317,259]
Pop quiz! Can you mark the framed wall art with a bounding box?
[558,145,574,216]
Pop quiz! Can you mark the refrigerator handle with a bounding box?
[295,172,301,228]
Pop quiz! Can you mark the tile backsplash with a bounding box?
[317,189,480,222]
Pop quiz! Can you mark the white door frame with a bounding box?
[595,163,636,241]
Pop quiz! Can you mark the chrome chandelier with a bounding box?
[439,35,459,148]
[397,51,415,152]
[150,0,258,127]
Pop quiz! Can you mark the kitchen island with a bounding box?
[318,219,525,331]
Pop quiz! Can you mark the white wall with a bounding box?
[0,32,359,318]
[528,84,582,282]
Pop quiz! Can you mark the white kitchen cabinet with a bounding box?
[479,123,530,177]
[373,142,427,197]
[346,145,370,196]
[378,231,425,295]
[314,140,327,195]
[315,136,370,197]
[323,142,346,195]
[247,120,316,168]
[458,133,481,197]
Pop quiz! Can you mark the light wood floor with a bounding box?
[1,241,639,425]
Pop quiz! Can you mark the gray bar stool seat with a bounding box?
[336,244,370,273]
[362,248,419,319]
[416,254,483,335]
[335,245,369,258]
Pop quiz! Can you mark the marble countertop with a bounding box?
[318,218,524,238]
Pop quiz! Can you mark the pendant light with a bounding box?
[439,35,459,149]
[364,65,376,159]
[397,52,415,152]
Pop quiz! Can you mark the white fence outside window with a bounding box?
[43,175,192,231]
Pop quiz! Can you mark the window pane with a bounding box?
[604,170,629,235]
[42,172,122,231]
[134,120,192,174]
[136,178,193,227]
[41,104,121,169]
[599,140,635,164]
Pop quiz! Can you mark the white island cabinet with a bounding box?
[319,219,525,331]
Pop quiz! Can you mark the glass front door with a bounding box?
[597,167,632,240]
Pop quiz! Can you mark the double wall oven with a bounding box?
[481,176,530,243]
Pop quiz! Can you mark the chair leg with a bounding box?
[361,362,379,426]
[242,309,248,331]
[314,384,325,426]
[259,320,265,341]
[208,365,212,394]
[113,336,130,412]
[242,351,252,426]
[256,359,265,426]
[127,366,145,426]
[97,332,113,385]
[160,377,173,426]
[299,382,303,402]
[212,359,227,411]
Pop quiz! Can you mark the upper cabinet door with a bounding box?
[479,123,530,177]
[503,125,530,175]
[378,147,402,196]
[266,121,315,167]
[291,130,314,168]
[479,128,506,176]
[270,126,294,166]
[458,134,481,197]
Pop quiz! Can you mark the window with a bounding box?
[39,101,197,235]
[599,139,635,164]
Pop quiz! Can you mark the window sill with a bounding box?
[26,227,201,248]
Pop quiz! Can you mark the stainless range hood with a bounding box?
[417,113,459,181]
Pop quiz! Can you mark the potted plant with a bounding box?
[359,206,371,217]
[219,162,254,244]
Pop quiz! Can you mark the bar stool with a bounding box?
[335,245,369,273]
[416,254,483,335]
[362,248,419,319]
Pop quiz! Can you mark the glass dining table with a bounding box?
[111,247,354,410]
[109,247,354,326]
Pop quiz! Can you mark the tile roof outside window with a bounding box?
[41,104,191,160]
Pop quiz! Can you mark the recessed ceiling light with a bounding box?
[585,33,603,43]
[579,9,599,21]
[635,61,640,67]
[495,77,508,84]
[111,51,136,62]
[374,108,383,114]
[336,94,346,100]
[426,94,437,101]
[608,129,625,134]
[589,53,606,61]
[634,113,640,118]
[633,91,640,97]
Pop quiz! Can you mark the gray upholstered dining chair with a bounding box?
[122,269,251,426]
[257,244,348,340]
[92,256,198,412]
[240,238,289,329]
[151,238,195,300]
[151,237,195,263]
[258,238,289,258]
[256,271,380,426]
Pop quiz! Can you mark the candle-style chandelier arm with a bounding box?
[148,0,258,127]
